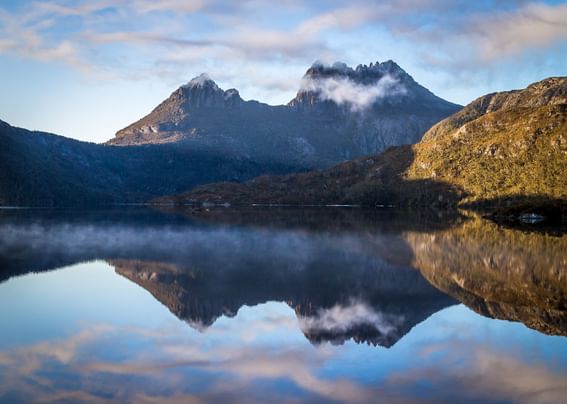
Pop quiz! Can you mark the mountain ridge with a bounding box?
[109,60,461,167]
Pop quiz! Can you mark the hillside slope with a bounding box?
[162,77,567,210]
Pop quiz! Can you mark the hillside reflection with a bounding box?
[406,219,567,335]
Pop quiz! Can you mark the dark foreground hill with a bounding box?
[161,77,567,214]
[0,120,298,206]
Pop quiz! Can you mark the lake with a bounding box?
[0,207,565,403]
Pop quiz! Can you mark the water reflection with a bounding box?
[407,219,567,336]
[112,256,453,347]
[0,207,566,402]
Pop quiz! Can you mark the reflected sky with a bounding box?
[1,262,566,403]
[0,208,566,403]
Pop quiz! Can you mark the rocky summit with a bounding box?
[109,60,461,168]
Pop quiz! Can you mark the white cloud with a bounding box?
[471,3,567,62]
[299,300,405,336]
[133,0,208,14]
[2,1,566,78]
[300,74,407,111]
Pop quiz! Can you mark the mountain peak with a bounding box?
[290,59,432,112]
[182,73,219,90]
[354,60,409,80]
[309,60,350,71]
[303,60,413,84]
[305,61,353,78]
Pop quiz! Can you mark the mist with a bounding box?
[301,74,407,111]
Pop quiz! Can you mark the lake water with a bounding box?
[0,207,565,403]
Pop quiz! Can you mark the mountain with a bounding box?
[0,60,459,206]
[109,61,460,167]
[166,77,567,214]
[113,257,454,347]
[0,120,298,206]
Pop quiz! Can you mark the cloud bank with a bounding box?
[2,1,566,84]
[301,74,407,111]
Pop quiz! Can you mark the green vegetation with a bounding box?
[408,104,567,203]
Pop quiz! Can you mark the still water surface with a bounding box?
[0,208,565,403]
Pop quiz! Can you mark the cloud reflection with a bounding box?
[389,341,567,404]
[0,304,566,403]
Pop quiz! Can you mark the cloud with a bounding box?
[0,2,99,73]
[294,4,386,38]
[363,1,567,70]
[469,3,567,62]
[1,0,566,118]
[301,74,407,111]
[83,31,212,47]
[2,2,564,70]
[133,0,207,14]
[28,0,121,17]
[298,300,405,336]
[222,28,326,59]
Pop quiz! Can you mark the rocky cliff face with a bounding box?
[110,74,250,145]
[109,60,461,167]
[289,60,450,112]
[422,76,567,141]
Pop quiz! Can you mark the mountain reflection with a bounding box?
[111,257,452,347]
[0,207,565,343]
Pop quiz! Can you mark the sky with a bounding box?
[0,0,566,143]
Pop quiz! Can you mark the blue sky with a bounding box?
[1,0,567,143]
